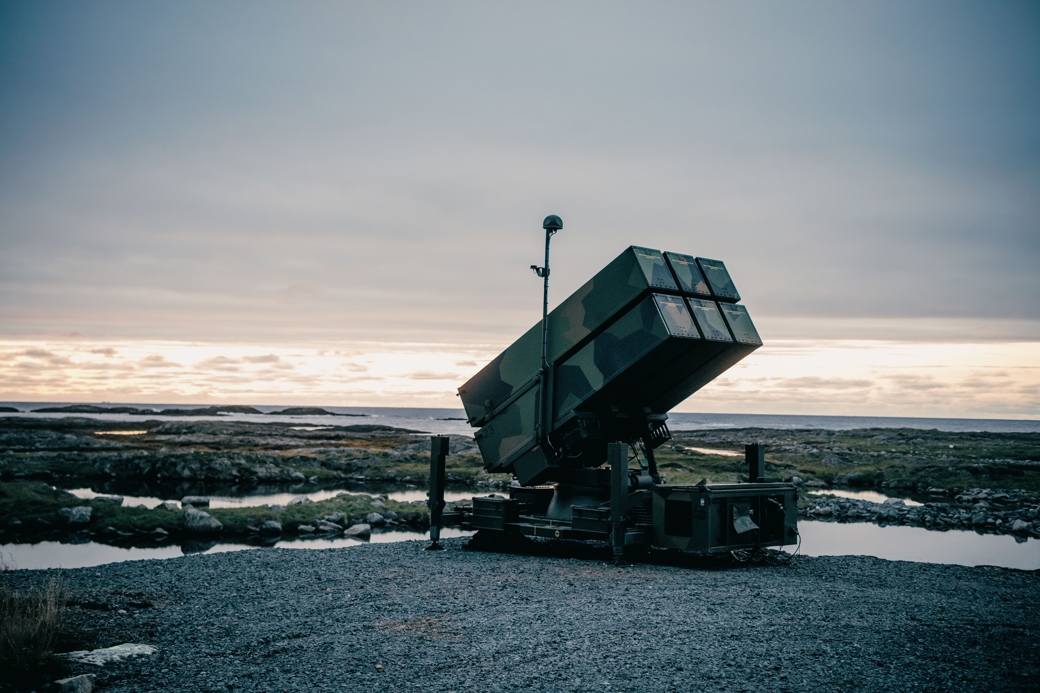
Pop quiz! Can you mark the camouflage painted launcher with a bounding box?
[459,246,763,485]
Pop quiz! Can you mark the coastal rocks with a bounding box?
[802,492,1040,538]
[59,506,93,524]
[65,643,157,666]
[55,673,96,693]
[344,523,371,539]
[181,495,210,507]
[182,508,222,534]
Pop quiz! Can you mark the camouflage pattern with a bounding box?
[464,245,762,482]
[459,246,678,427]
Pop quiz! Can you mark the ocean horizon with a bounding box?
[2,401,1037,436]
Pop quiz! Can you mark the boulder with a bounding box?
[59,506,92,524]
[789,476,805,486]
[315,521,342,534]
[55,673,96,693]
[260,520,283,535]
[289,470,307,482]
[297,524,316,534]
[321,513,345,525]
[1011,519,1031,534]
[804,479,828,488]
[159,500,181,510]
[65,643,157,666]
[344,523,371,539]
[181,496,210,507]
[971,511,988,526]
[832,472,866,486]
[287,495,312,506]
[370,499,385,508]
[93,495,124,505]
[182,508,222,534]
[366,512,386,526]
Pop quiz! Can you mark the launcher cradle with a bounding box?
[429,246,797,557]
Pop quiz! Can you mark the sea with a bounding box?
[1,403,1038,436]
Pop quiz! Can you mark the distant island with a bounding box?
[0,406,20,413]
[29,404,368,417]
[32,404,263,416]
[266,407,366,417]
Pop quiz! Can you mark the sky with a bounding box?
[0,1,1038,417]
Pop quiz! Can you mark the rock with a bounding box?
[789,476,804,486]
[181,496,210,507]
[297,524,316,534]
[287,495,312,506]
[814,506,833,517]
[383,510,399,521]
[55,673,96,693]
[971,511,987,526]
[344,523,371,539]
[159,500,181,510]
[366,512,386,526]
[152,527,169,537]
[321,513,345,525]
[370,499,385,508]
[307,475,319,483]
[93,495,124,505]
[182,508,223,534]
[1011,519,1031,534]
[883,498,905,506]
[65,643,157,666]
[260,520,283,535]
[315,521,342,534]
[833,472,866,486]
[804,479,828,488]
[289,470,307,482]
[59,506,93,524]
[269,504,285,512]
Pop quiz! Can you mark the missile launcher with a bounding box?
[432,243,797,558]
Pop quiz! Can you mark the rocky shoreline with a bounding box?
[3,538,1037,692]
[799,486,1040,539]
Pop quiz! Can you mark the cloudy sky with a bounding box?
[1,1,1038,417]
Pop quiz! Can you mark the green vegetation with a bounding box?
[0,572,72,688]
[655,428,1040,493]
[0,481,431,542]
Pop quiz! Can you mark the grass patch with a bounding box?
[0,571,71,688]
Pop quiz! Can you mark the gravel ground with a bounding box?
[17,538,1040,692]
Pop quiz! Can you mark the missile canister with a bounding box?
[459,245,761,485]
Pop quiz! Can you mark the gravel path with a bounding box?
[24,538,1040,692]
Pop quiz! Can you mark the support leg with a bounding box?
[426,435,449,551]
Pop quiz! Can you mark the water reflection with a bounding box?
[798,521,1040,570]
[0,529,476,571]
[3,524,1036,572]
[65,487,481,509]
[807,489,924,507]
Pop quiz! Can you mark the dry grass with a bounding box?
[0,561,70,686]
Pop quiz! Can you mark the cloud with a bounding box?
[139,354,181,369]
[242,354,281,364]
[405,371,462,381]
